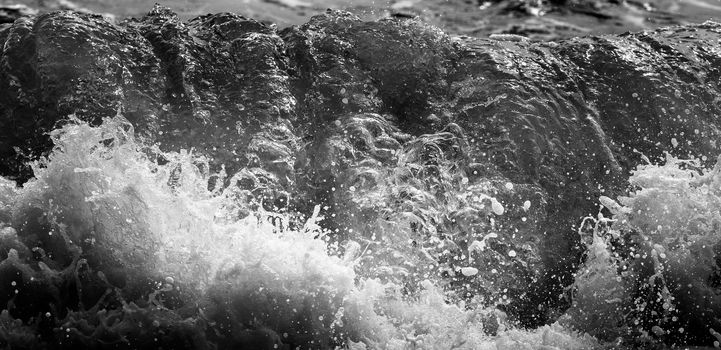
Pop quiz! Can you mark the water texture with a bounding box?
[0,5,720,349]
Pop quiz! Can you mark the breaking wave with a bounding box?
[1,115,719,349]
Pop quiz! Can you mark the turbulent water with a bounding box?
[0,113,719,349]
[3,0,721,347]
[565,154,721,347]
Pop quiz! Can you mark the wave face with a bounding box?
[1,5,721,349]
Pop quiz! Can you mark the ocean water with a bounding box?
[0,115,719,348]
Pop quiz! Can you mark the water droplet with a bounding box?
[671,138,678,148]
[491,198,504,215]
[505,182,513,190]
[460,267,479,276]
[651,325,665,336]
[522,200,531,211]
[508,250,517,257]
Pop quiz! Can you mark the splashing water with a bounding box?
[0,116,604,348]
[564,154,721,348]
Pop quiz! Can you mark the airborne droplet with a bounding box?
[522,200,531,211]
[461,267,479,276]
[491,198,505,215]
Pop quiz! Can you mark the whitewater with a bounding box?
[0,113,717,349]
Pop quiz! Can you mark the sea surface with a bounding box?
[1,1,721,349]
[4,0,721,38]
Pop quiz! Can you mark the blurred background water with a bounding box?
[3,0,721,39]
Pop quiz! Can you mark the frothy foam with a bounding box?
[0,116,602,348]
